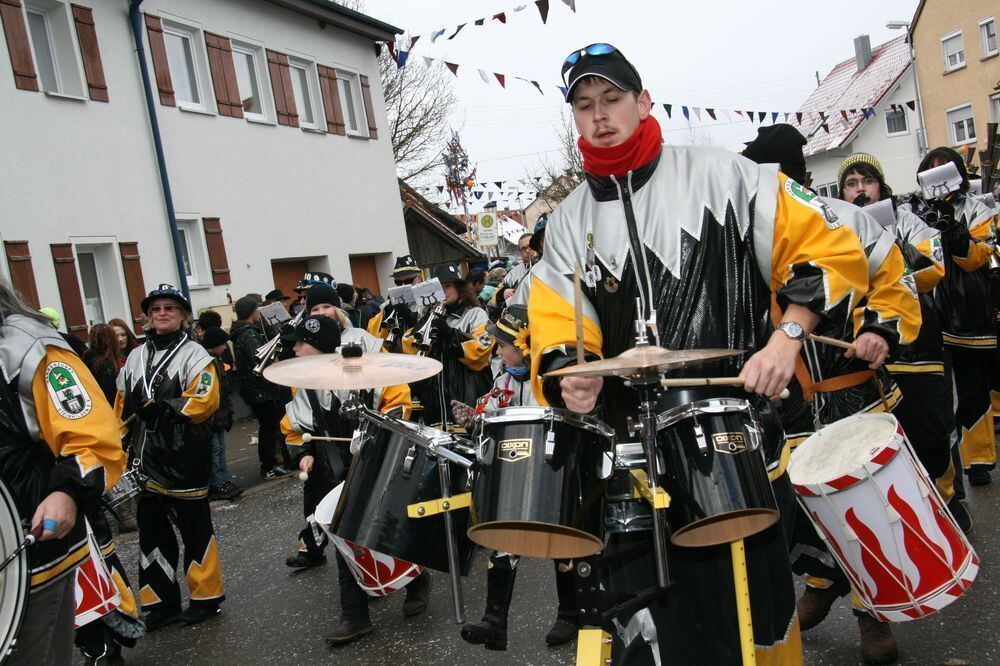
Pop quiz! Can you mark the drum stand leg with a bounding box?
[636,384,670,589]
[436,458,465,624]
[730,539,757,666]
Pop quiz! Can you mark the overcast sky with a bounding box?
[359,0,920,212]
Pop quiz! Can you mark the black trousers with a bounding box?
[951,345,996,470]
[892,371,954,482]
[137,493,224,610]
[297,472,335,558]
[250,400,286,470]
[335,549,370,624]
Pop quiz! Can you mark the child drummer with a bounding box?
[451,305,578,649]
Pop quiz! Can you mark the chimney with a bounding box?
[854,34,872,71]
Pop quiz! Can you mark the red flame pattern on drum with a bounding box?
[334,538,423,597]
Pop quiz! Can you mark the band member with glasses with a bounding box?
[495,233,537,308]
[116,284,224,632]
[367,256,423,352]
[527,43,872,664]
[0,279,125,665]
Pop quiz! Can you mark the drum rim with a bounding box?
[670,507,780,548]
[655,397,752,430]
[467,519,605,559]
[482,406,617,442]
[0,479,27,659]
[788,413,900,490]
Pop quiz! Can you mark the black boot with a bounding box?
[460,553,517,651]
[545,560,578,646]
[403,570,431,617]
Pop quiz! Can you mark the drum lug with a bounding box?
[402,445,417,475]
[477,436,495,465]
[545,427,556,461]
[691,417,709,453]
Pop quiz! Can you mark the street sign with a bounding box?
[477,213,499,247]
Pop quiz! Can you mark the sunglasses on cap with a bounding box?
[561,43,617,76]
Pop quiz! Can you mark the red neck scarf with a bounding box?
[578,115,662,178]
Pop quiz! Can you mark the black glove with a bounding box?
[929,199,956,230]
[852,193,871,208]
[940,219,971,255]
[431,315,452,344]
[135,401,174,422]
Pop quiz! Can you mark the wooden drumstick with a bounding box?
[301,433,353,443]
[573,264,585,365]
[0,522,44,573]
[659,377,790,400]
[119,399,155,429]
[807,334,857,351]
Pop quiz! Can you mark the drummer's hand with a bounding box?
[740,331,799,397]
[846,332,889,369]
[299,456,314,474]
[502,288,515,303]
[31,491,77,541]
[561,376,603,413]
[450,400,475,428]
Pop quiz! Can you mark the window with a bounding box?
[162,24,204,109]
[23,0,84,96]
[336,72,367,136]
[175,218,210,286]
[231,42,266,120]
[941,31,965,71]
[816,183,839,199]
[981,17,998,57]
[990,93,1000,123]
[885,107,908,136]
[77,250,106,325]
[288,59,318,129]
[176,225,195,281]
[947,104,977,145]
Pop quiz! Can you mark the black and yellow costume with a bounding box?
[116,328,223,612]
[528,144,871,664]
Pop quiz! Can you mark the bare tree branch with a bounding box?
[535,111,585,207]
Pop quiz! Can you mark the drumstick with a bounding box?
[0,522,44,574]
[301,433,353,443]
[119,399,155,429]
[807,334,857,351]
[573,264,585,365]
[659,377,790,400]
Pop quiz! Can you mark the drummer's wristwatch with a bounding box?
[777,322,806,342]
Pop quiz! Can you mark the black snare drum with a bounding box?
[655,387,778,548]
[333,421,476,574]
[469,407,615,559]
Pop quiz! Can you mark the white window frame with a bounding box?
[946,103,977,146]
[288,57,322,131]
[980,17,998,58]
[23,0,86,98]
[941,30,966,72]
[989,93,1000,124]
[884,106,909,137]
[162,22,208,112]
[335,70,368,138]
[174,218,212,288]
[230,40,268,122]
[70,239,130,327]
[75,249,107,325]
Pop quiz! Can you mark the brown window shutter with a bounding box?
[202,218,231,285]
[1,0,38,91]
[266,49,298,127]
[70,4,107,102]
[359,74,378,140]
[143,14,174,106]
[49,244,88,340]
[118,242,146,331]
[317,65,346,136]
[204,32,243,118]
[3,240,40,308]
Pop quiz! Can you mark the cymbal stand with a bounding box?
[437,457,465,624]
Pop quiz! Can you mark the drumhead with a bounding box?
[0,480,27,660]
[789,413,898,486]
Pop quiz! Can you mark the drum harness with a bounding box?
[127,334,188,482]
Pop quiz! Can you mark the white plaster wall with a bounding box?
[1,0,406,328]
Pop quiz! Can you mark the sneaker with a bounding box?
[286,553,327,569]
[177,604,221,626]
[207,486,227,501]
[460,618,507,651]
[218,481,244,499]
[262,466,290,479]
[544,618,578,646]
[947,497,973,535]
[858,614,898,664]
[967,467,992,486]
[402,571,431,617]
[796,580,850,631]
[325,620,373,646]
[143,605,181,632]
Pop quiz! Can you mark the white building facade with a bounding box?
[0,0,405,338]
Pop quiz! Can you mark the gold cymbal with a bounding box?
[263,352,442,390]
[544,345,746,379]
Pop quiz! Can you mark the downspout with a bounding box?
[128,0,190,299]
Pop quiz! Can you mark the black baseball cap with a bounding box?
[265,289,290,302]
[281,316,341,354]
[432,263,466,285]
[562,43,643,103]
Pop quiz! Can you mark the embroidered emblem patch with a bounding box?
[305,318,321,333]
[194,370,213,397]
[784,179,841,229]
[930,237,944,265]
[45,362,92,419]
[477,331,493,347]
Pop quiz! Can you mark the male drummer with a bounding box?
[526,43,873,664]
[279,304,426,646]
[0,279,125,664]
[451,306,578,650]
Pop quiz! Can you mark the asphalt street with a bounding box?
[89,424,997,665]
